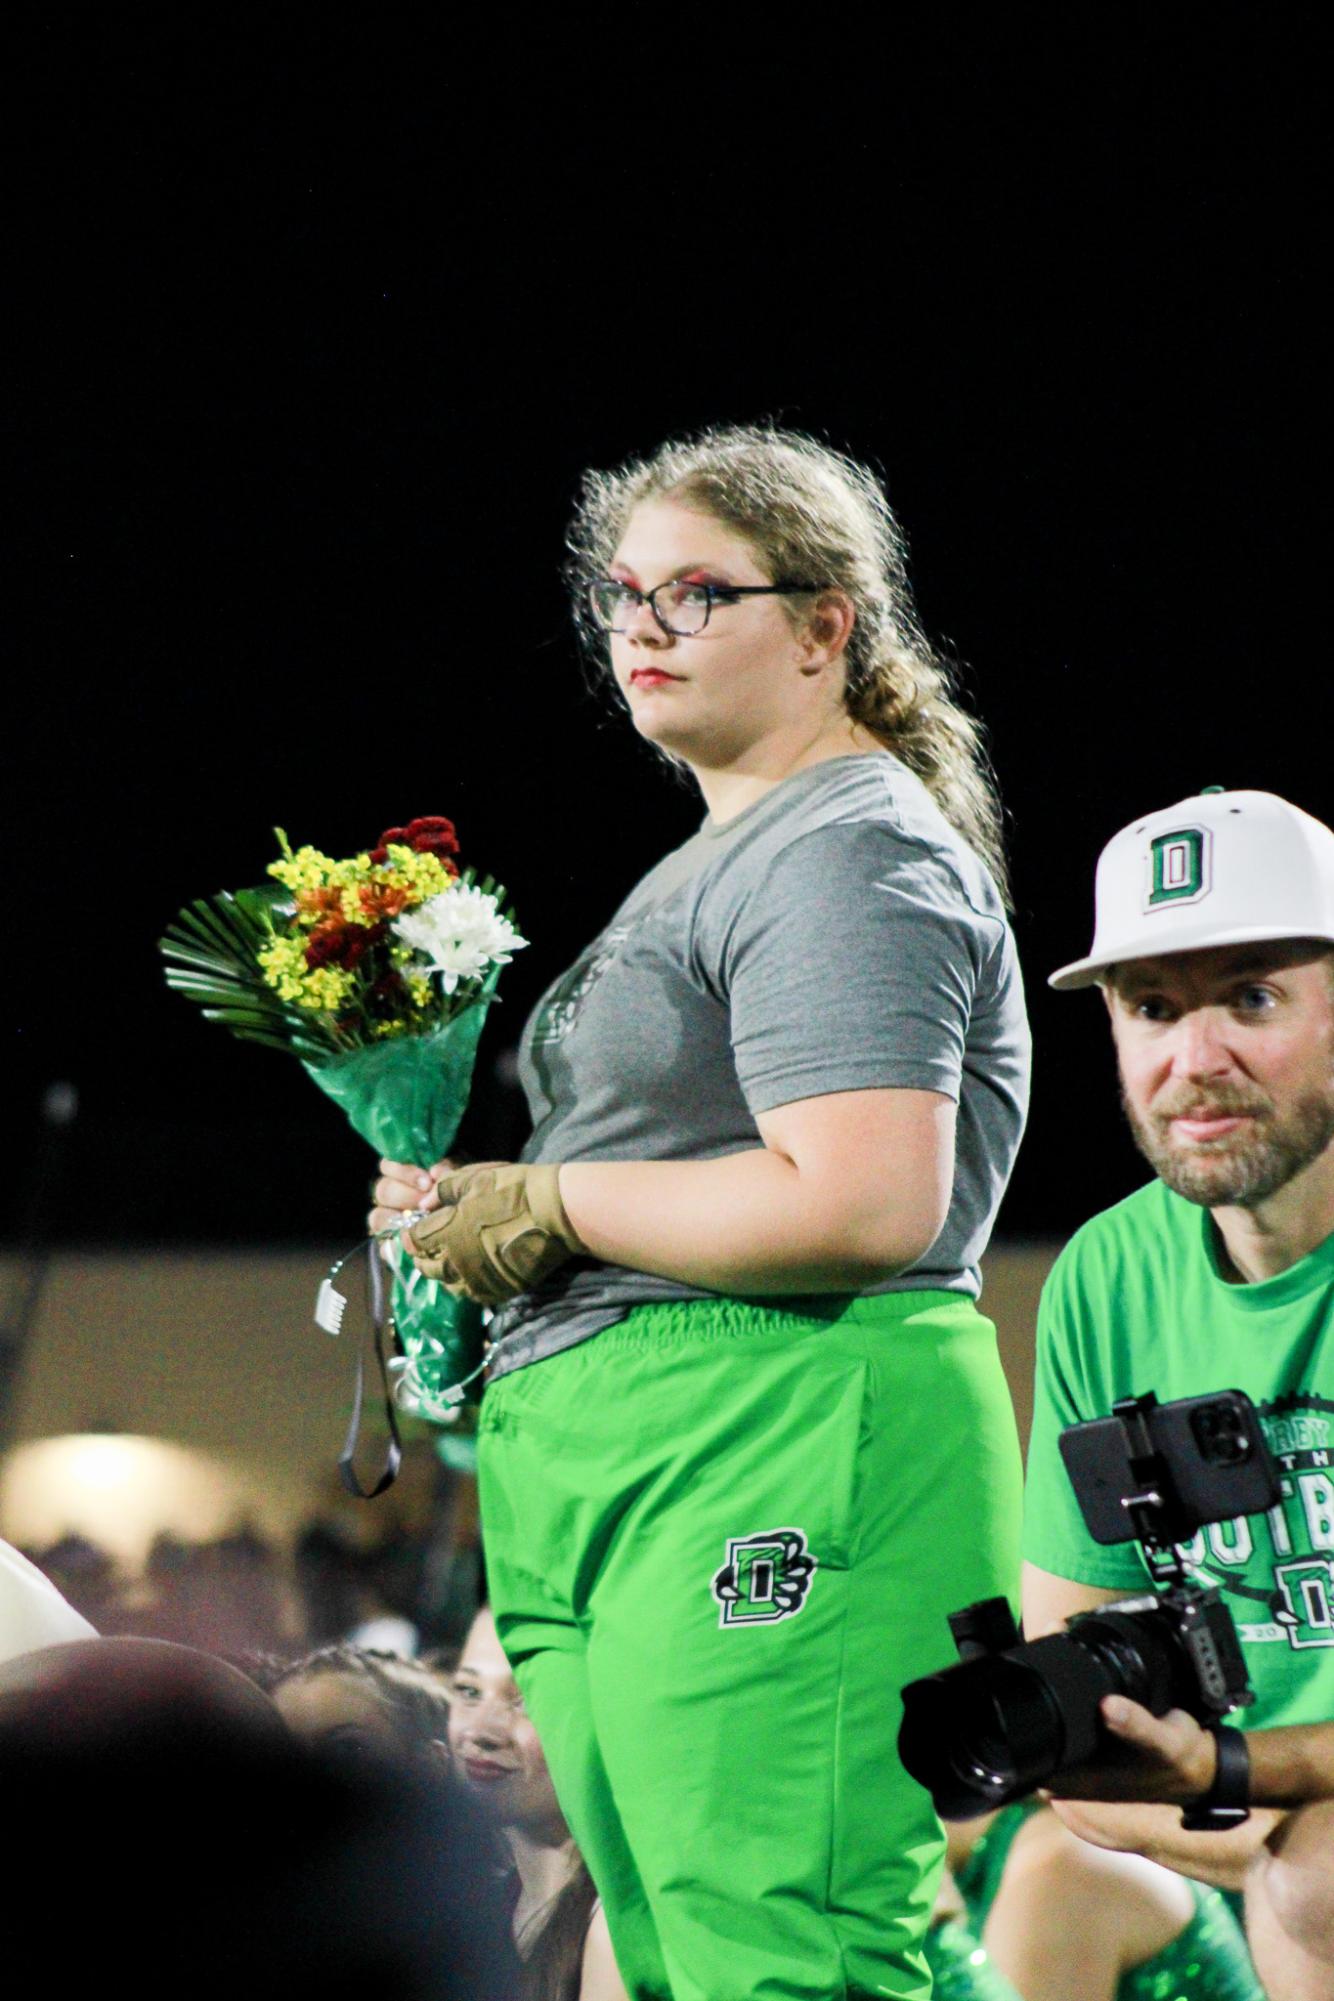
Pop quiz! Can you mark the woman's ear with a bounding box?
[798,590,856,670]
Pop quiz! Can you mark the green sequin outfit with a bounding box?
[954,1804,1263,2000]
[923,1919,1023,1999]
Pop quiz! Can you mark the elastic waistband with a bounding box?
[542,1289,987,1362]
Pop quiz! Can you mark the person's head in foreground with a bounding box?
[1051,787,1334,1238]
[269,1641,453,1775]
[0,1636,518,1999]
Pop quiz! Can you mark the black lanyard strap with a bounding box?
[334,1237,404,1500]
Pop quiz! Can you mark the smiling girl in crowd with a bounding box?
[450,1607,628,2001]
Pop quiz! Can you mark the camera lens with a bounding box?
[938,1673,1047,1798]
[1191,1400,1250,1465]
[899,1650,1086,1818]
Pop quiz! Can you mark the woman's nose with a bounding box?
[625,594,674,645]
[464,1701,510,1747]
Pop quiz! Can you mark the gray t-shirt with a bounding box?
[486,754,1030,1378]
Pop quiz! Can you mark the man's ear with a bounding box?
[429,1736,451,1773]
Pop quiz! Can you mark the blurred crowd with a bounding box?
[22,1481,482,1661]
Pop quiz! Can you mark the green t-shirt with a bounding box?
[1024,1178,1334,1729]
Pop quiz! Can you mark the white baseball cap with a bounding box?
[1049,788,1334,991]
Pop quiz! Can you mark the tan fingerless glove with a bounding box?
[407,1162,586,1306]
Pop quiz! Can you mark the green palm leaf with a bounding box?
[160,883,332,1061]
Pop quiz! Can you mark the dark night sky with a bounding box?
[5,12,1325,1249]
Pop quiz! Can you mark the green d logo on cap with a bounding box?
[1147,827,1211,908]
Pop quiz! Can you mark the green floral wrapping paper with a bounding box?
[303,978,500,1433]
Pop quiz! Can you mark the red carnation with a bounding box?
[370,816,461,866]
[305,920,387,971]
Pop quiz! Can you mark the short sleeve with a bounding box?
[1022,1247,1150,1590]
[714,821,985,1116]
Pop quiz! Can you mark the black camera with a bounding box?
[897,1389,1280,1822]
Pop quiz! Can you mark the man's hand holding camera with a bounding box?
[1047,1696,1220,1807]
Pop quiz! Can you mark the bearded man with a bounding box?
[1023,787,1334,1999]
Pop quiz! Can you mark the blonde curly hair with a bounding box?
[566,423,1009,902]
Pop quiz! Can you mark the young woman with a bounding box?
[449,1606,629,2001]
[376,425,1031,1999]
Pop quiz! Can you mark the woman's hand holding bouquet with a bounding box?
[369,1157,451,1238]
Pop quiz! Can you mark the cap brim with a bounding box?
[1047,956,1116,992]
[1048,921,1334,992]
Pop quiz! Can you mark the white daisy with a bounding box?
[392,884,527,994]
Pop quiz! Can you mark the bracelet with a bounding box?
[1179,1723,1250,1832]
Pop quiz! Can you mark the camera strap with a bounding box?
[1180,1723,1250,1831]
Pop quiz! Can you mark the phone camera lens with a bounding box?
[1191,1404,1250,1465]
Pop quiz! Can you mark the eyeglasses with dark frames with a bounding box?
[584,577,828,638]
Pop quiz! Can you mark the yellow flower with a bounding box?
[257,938,354,1014]
[257,936,309,1002]
[379,845,457,906]
[300,966,355,1012]
[267,844,341,896]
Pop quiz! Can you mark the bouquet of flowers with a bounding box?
[160,815,526,1439]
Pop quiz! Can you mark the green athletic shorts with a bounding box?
[478,1292,1024,2001]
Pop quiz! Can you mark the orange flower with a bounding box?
[358,881,411,921]
[295,885,345,924]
